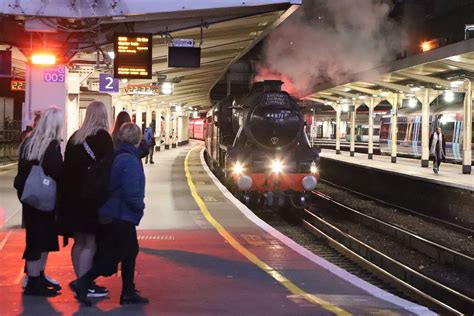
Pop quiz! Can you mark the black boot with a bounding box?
[120,290,149,305]
[24,276,59,297]
[69,277,92,306]
[40,271,61,291]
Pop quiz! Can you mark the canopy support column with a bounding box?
[421,89,431,167]
[335,105,341,154]
[350,105,356,156]
[390,94,399,163]
[368,98,375,159]
[463,80,472,174]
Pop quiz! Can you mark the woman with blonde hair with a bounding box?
[14,107,64,296]
[60,101,113,298]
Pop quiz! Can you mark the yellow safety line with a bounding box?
[185,148,351,316]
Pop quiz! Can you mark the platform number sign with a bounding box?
[99,74,119,93]
[44,66,65,82]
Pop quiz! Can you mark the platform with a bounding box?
[320,149,473,191]
[318,149,474,229]
[0,142,434,315]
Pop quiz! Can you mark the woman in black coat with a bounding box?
[14,107,64,296]
[60,101,113,298]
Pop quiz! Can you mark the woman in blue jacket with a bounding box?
[69,122,148,306]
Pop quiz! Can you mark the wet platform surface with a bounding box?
[0,142,434,315]
[320,149,474,191]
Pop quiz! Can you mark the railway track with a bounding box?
[305,191,474,314]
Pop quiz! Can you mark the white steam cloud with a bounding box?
[258,0,406,97]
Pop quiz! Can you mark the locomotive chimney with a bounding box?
[263,80,283,92]
[251,80,283,93]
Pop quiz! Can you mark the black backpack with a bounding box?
[80,141,113,207]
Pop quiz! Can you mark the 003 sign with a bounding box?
[43,67,66,83]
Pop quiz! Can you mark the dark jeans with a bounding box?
[432,155,442,170]
[145,145,154,163]
[88,220,139,293]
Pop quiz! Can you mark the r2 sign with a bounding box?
[99,74,119,93]
[44,66,66,83]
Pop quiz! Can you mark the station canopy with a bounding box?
[304,38,474,107]
[0,0,300,109]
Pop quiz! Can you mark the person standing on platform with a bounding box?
[14,107,64,296]
[429,126,446,174]
[143,122,155,164]
[70,123,148,306]
[111,110,149,157]
[60,101,113,298]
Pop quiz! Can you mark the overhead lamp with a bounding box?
[380,91,390,97]
[358,95,366,100]
[410,87,421,92]
[450,80,464,87]
[161,82,174,95]
[341,103,349,112]
[343,87,351,92]
[443,91,455,102]
[421,41,431,52]
[408,97,417,108]
[31,53,56,65]
[121,78,128,83]
[107,51,115,60]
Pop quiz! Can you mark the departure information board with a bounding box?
[10,80,25,91]
[114,33,152,79]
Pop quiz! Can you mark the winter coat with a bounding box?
[59,129,114,235]
[99,143,145,226]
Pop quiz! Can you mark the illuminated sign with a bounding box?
[11,80,25,91]
[114,33,152,79]
[124,85,160,95]
[44,66,66,82]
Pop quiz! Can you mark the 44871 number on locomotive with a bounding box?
[205,80,320,215]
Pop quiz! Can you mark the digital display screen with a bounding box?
[114,33,152,79]
[124,85,160,95]
[168,47,201,68]
[11,80,25,91]
[0,50,12,77]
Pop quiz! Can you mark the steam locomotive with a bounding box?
[205,80,320,213]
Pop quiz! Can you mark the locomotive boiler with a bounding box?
[205,80,320,214]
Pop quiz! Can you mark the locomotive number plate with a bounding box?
[264,93,288,106]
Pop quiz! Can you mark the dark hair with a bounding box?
[112,111,131,145]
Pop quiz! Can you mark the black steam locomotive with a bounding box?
[205,80,320,213]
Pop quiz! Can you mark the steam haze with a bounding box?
[256,0,406,97]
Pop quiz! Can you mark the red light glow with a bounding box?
[31,53,56,65]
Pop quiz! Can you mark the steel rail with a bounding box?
[303,209,474,314]
[312,190,474,273]
[318,179,474,235]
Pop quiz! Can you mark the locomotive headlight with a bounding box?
[310,161,318,174]
[233,161,244,175]
[271,159,283,173]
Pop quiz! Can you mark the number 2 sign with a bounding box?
[99,74,119,93]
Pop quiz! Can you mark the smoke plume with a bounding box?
[257,0,406,97]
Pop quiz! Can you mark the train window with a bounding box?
[380,124,390,140]
[397,123,407,140]
[441,123,454,142]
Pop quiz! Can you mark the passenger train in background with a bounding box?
[311,99,473,163]
[379,102,474,162]
[204,80,320,214]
